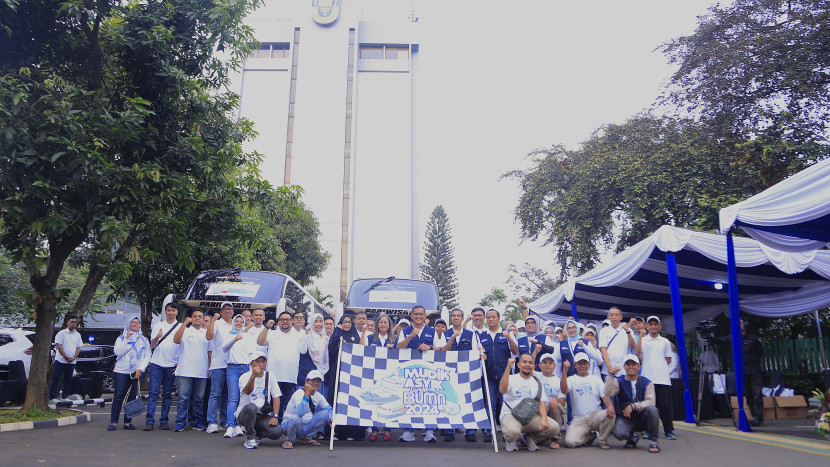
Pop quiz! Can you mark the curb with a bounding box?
[0,409,91,433]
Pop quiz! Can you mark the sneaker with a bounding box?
[159,424,170,431]
[443,433,455,442]
[483,432,493,443]
[423,430,437,443]
[173,423,185,432]
[465,432,477,442]
[382,432,391,441]
[526,437,539,452]
[206,423,219,434]
[234,426,245,437]
[505,441,518,452]
[224,426,235,438]
[68,394,83,401]
[399,431,416,442]
[49,398,62,404]
[369,432,378,441]
[244,439,258,449]
[255,437,262,445]
[192,422,207,431]
[143,423,154,431]
[665,432,677,440]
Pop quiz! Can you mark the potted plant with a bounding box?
[809,388,830,440]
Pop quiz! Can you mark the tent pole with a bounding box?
[816,310,828,370]
[571,300,578,320]
[665,252,695,423]
[727,232,751,432]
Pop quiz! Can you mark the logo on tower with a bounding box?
[312,0,340,25]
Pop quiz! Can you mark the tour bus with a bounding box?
[342,277,442,324]
[168,269,331,323]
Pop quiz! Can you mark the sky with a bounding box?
[406,1,722,307]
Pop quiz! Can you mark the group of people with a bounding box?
[50,302,683,453]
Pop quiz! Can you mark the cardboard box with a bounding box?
[730,396,754,422]
[774,396,808,419]
[762,397,776,420]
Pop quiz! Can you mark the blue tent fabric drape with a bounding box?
[666,252,695,423]
[727,232,752,432]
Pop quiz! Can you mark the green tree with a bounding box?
[420,205,459,310]
[479,287,507,308]
[0,247,28,326]
[0,0,261,410]
[661,0,830,172]
[308,286,335,310]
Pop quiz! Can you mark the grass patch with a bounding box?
[0,405,72,424]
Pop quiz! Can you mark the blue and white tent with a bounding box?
[720,157,830,252]
[527,225,830,427]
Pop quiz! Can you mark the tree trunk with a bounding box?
[140,300,153,338]
[70,256,107,316]
[23,292,59,410]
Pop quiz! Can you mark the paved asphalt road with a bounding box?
[2,404,828,466]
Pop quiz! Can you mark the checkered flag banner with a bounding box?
[333,343,491,430]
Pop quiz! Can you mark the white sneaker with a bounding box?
[224,426,235,438]
[254,437,262,445]
[68,394,83,401]
[505,441,518,452]
[206,423,219,434]
[49,398,62,404]
[244,439,258,449]
[526,437,539,452]
[399,431,416,442]
[423,430,437,443]
[233,426,245,437]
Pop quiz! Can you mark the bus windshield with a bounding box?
[185,270,287,303]
[345,278,439,312]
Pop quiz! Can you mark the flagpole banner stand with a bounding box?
[332,343,491,431]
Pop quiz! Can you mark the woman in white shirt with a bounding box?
[222,314,256,437]
[109,316,150,431]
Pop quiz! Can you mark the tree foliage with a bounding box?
[420,205,459,310]
[505,263,560,301]
[0,0,262,409]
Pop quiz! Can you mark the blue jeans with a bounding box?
[49,361,75,399]
[175,376,207,426]
[280,410,331,442]
[207,368,228,426]
[110,372,138,425]
[145,363,176,426]
[225,363,248,427]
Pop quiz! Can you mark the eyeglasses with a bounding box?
[279,318,291,322]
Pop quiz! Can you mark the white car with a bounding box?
[0,328,35,379]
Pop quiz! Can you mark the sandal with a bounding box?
[549,440,560,449]
[282,441,294,449]
[624,434,639,448]
[597,442,612,450]
[302,438,321,446]
[648,444,660,453]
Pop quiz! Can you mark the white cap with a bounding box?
[220,301,233,309]
[624,354,640,365]
[516,320,526,329]
[554,326,563,333]
[574,352,590,363]
[306,369,324,381]
[539,353,556,362]
[524,316,536,324]
[398,319,411,327]
[602,319,612,326]
[250,351,267,362]
[647,315,661,324]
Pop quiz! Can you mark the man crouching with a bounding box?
[236,352,283,449]
[604,354,660,453]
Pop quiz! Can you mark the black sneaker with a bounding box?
[465,432,477,442]
[159,424,170,431]
[143,424,154,431]
[482,432,493,443]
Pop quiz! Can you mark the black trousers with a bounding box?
[745,371,764,423]
[654,384,674,434]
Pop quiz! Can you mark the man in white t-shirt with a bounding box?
[143,303,182,430]
[636,316,675,440]
[172,310,211,431]
[236,352,283,449]
[560,353,615,449]
[49,314,83,402]
[205,302,234,433]
[598,307,635,378]
[280,369,332,449]
[499,353,559,452]
[258,311,302,420]
[535,353,565,447]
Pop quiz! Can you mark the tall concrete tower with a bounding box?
[234,0,421,301]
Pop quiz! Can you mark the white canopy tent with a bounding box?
[719,157,830,252]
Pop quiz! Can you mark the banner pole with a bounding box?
[329,338,345,451]
[478,348,499,453]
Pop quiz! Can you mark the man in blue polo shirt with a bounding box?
[397,305,437,443]
[477,309,519,443]
[441,308,475,441]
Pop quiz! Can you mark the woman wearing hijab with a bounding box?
[221,313,255,438]
[109,316,150,431]
[365,314,398,441]
[298,314,330,397]
[327,315,365,441]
